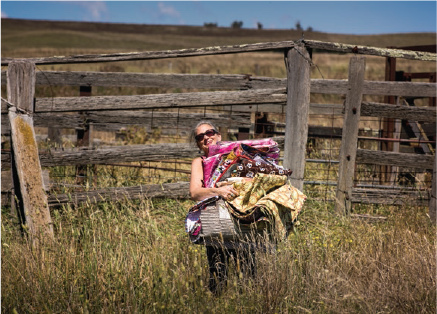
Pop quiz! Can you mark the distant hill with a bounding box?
[2,18,436,58]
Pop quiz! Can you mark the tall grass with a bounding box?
[2,196,435,313]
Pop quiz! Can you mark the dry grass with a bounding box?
[2,197,435,313]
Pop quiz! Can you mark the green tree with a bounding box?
[231,21,243,29]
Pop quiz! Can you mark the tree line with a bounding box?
[204,20,313,31]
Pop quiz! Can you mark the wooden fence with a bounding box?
[1,40,436,238]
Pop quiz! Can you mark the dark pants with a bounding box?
[206,245,256,294]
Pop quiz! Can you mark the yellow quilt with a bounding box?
[227,173,306,239]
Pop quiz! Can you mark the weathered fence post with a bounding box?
[335,56,366,215]
[283,44,311,192]
[7,60,54,242]
[76,85,93,185]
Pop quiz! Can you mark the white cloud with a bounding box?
[158,2,180,18]
[1,11,8,18]
[72,1,108,21]
[157,2,184,24]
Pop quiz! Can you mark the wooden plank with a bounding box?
[8,117,54,236]
[3,71,434,97]
[351,187,429,205]
[1,111,251,134]
[1,103,340,132]
[362,81,436,97]
[2,39,435,66]
[48,182,190,207]
[27,143,201,167]
[335,56,366,215]
[356,149,434,170]
[8,61,53,241]
[34,88,287,112]
[1,41,297,65]
[2,136,286,169]
[361,101,436,123]
[312,80,436,97]
[283,45,311,191]
[305,40,437,61]
[1,71,283,90]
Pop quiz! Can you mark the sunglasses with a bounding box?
[195,129,218,142]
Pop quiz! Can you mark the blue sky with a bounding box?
[1,1,436,35]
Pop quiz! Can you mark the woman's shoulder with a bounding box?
[192,156,204,165]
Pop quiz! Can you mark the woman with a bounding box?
[189,121,255,294]
[189,121,238,202]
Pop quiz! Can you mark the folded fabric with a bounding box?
[203,139,280,187]
[236,158,292,178]
[207,139,279,158]
[227,173,306,239]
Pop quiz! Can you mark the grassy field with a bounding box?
[2,18,436,57]
[1,18,436,313]
[2,198,435,313]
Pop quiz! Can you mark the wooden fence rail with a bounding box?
[2,71,436,97]
[2,39,435,66]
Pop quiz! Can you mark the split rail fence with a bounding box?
[1,40,436,239]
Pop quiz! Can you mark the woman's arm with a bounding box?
[189,157,238,201]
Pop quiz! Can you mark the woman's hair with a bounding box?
[190,120,219,145]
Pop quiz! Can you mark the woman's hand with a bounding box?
[216,184,239,201]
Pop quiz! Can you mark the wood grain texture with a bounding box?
[335,56,366,215]
[2,39,435,66]
[283,45,311,191]
[1,41,297,65]
[9,109,53,238]
[48,182,190,207]
[352,187,429,205]
[356,149,434,170]
[361,102,436,122]
[34,88,287,112]
[305,40,437,61]
[8,61,54,241]
[2,71,434,97]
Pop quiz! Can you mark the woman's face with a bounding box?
[195,124,221,154]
